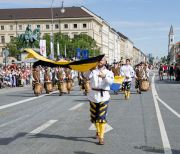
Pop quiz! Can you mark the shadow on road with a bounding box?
[0,132,27,145]
[28,133,97,144]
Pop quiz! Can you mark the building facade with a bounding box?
[0,6,146,65]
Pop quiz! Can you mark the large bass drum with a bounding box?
[34,82,43,96]
[58,81,67,96]
[45,81,53,94]
[67,80,72,94]
[140,80,150,91]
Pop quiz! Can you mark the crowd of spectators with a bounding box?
[0,64,32,89]
[159,63,180,81]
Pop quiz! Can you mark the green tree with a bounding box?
[6,37,23,59]
[6,33,100,60]
[149,56,154,65]
[43,33,100,59]
[71,34,99,57]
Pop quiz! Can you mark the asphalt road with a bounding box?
[0,71,179,154]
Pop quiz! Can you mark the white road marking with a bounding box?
[152,74,172,154]
[0,115,29,128]
[0,91,58,110]
[29,120,58,135]
[156,97,180,119]
[89,123,113,133]
[68,103,84,111]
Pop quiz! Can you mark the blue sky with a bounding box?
[0,0,180,57]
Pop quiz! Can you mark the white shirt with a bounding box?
[120,65,135,82]
[84,67,114,103]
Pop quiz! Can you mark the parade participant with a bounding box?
[135,63,145,94]
[44,67,53,94]
[111,62,120,76]
[65,68,73,94]
[32,66,42,96]
[169,64,175,81]
[83,56,114,145]
[81,72,91,95]
[144,63,150,79]
[57,67,67,96]
[120,59,134,100]
[32,66,40,89]
[159,64,164,80]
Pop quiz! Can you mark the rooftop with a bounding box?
[0,7,92,20]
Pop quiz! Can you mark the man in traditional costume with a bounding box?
[57,67,67,96]
[64,68,73,94]
[120,59,134,100]
[32,66,40,90]
[83,56,114,145]
[44,67,52,93]
[111,62,120,76]
[135,63,145,94]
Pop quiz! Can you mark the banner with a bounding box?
[76,48,81,59]
[39,40,46,57]
[82,50,89,59]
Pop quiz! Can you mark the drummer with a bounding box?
[57,67,67,95]
[32,66,40,90]
[44,67,52,89]
[135,63,145,94]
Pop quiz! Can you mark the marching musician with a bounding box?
[57,67,67,95]
[135,63,146,94]
[44,67,52,93]
[64,68,73,94]
[32,66,40,90]
[120,59,135,100]
[83,56,114,145]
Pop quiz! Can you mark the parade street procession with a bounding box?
[0,1,180,154]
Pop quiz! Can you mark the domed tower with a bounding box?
[168,25,174,53]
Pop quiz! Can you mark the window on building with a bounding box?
[73,24,77,29]
[1,25,4,30]
[37,25,40,29]
[1,36,5,43]
[74,34,78,38]
[10,25,13,30]
[64,24,68,29]
[83,23,87,28]
[46,25,50,29]
[19,25,22,30]
[10,36,14,40]
[55,24,59,29]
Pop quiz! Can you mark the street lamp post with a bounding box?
[57,1,65,58]
[50,0,55,59]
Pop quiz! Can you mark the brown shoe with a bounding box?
[98,138,104,145]
[94,132,99,139]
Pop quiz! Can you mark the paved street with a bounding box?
[0,71,179,154]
